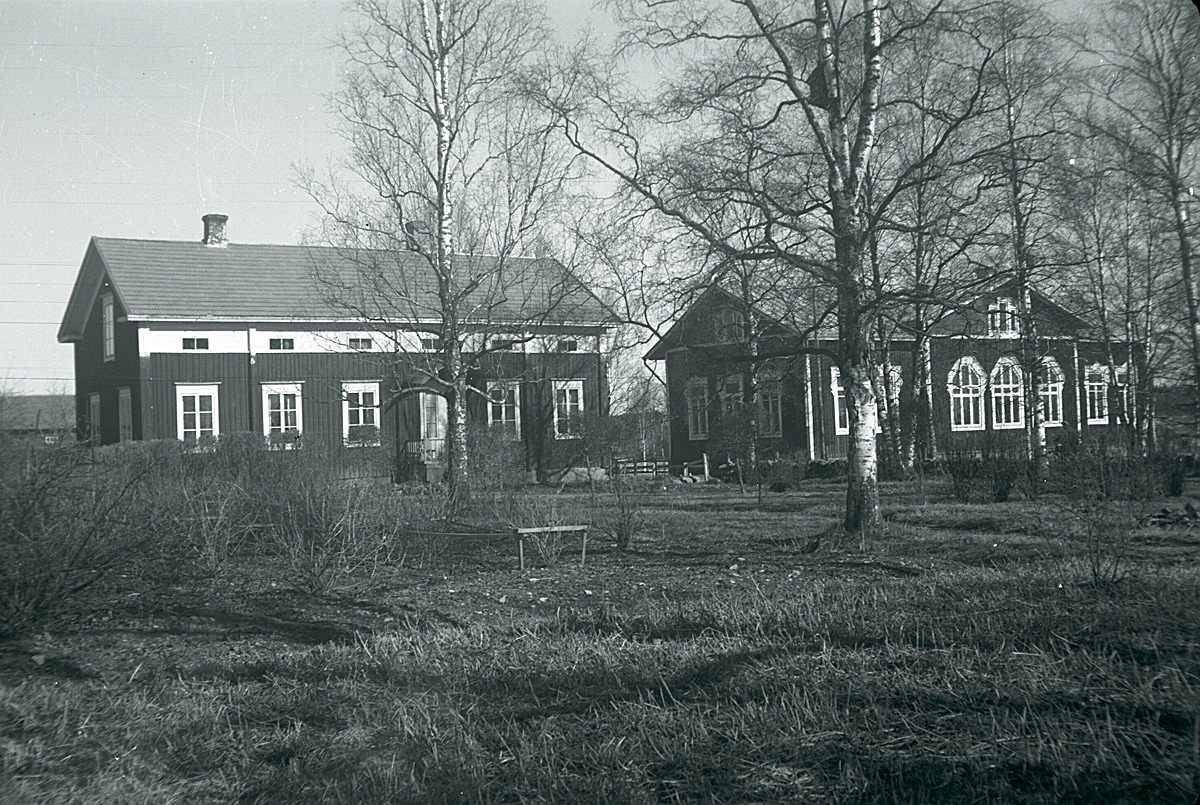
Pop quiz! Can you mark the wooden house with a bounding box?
[646,280,1135,470]
[56,214,613,478]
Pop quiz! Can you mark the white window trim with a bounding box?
[262,382,303,448]
[118,387,132,443]
[686,377,709,440]
[715,308,744,343]
[342,381,381,447]
[987,296,1020,338]
[1084,362,1110,425]
[101,293,115,362]
[989,356,1025,430]
[176,383,220,443]
[1040,357,1065,428]
[486,380,521,439]
[552,379,585,439]
[830,366,849,436]
[947,357,986,432]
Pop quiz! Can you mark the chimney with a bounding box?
[201,213,229,247]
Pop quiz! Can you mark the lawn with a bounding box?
[1,479,1198,803]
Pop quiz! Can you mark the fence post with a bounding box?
[703,452,710,481]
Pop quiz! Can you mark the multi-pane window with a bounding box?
[757,373,783,437]
[349,337,373,351]
[88,392,101,443]
[491,338,518,351]
[1085,365,1108,424]
[118,387,132,442]
[268,338,294,350]
[948,358,985,431]
[715,308,743,343]
[421,336,443,352]
[830,367,849,435]
[177,384,219,444]
[262,382,302,448]
[487,381,520,438]
[102,293,115,361]
[553,379,584,438]
[343,382,380,446]
[987,297,1019,336]
[1040,358,1064,427]
[182,337,209,350]
[990,357,1024,429]
[685,377,709,440]
[555,339,578,353]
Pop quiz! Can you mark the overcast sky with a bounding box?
[0,0,1112,394]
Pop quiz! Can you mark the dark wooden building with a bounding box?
[57,215,613,478]
[646,281,1135,470]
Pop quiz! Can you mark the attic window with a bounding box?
[555,339,578,353]
[102,293,115,362]
[421,337,443,352]
[349,338,373,351]
[269,338,294,351]
[183,337,209,350]
[987,297,1020,336]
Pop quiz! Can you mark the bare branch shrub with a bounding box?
[0,440,158,636]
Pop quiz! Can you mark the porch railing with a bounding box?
[405,439,446,464]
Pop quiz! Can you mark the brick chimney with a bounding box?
[201,213,229,247]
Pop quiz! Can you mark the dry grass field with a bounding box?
[1,449,1198,803]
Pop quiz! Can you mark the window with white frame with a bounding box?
[268,338,294,351]
[947,358,985,431]
[990,357,1024,429]
[553,379,584,438]
[343,382,381,446]
[88,392,101,443]
[987,297,1019,337]
[554,339,578,353]
[176,384,219,444]
[118,387,132,442]
[756,370,783,437]
[1085,364,1108,424]
[102,293,115,361]
[1113,363,1130,424]
[182,337,209,350]
[830,366,849,436]
[262,382,303,448]
[487,381,520,438]
[1040,357,1064,427]
[421,336,443,352]
[349,337,373,351]
[685,377,709,440]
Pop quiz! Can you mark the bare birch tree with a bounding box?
[1083,0,1200,438]
[301,0,580,507]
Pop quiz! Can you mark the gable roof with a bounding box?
[58,237,613,342]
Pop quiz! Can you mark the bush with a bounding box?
[0,441,160,637]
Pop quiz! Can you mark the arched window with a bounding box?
[1040,357,1064,427]
[947,357,985,431]
[990,357,1024,429]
